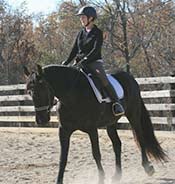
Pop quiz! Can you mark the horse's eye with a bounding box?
[38,80,43,84]
[28,90,33,96]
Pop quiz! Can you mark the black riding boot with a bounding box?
[105,84,125,116]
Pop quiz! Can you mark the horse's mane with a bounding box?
[43,64,86,81]
[43,64,81,75]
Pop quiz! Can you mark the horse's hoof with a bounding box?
[144,164,155,176]
[98,174,105,184]
[98,180,105,184]
[56,179,63,184]
[111,172,122,183]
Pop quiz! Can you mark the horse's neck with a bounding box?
[44,66,86,99]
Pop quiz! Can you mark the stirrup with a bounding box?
[112,102,125,117]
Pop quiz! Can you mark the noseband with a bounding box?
[35,105,50,112]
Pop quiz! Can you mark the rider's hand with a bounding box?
[72,58,87,68]
[61,60,69,65]
[72,60,78,66]
[79,58,87,66]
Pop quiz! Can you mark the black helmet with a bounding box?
[76,6,97,19]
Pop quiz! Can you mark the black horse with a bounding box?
[24,64,167,184]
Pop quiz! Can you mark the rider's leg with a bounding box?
[87,61,124,116]
[104,83,124,116]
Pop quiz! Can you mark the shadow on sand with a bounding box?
[158,178,175,184]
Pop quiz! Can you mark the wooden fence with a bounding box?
[0,76,175,130]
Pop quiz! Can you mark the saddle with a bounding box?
[81,70,124,103]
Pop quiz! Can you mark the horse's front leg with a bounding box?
[57,127,72,184]
[107,124,122,182]
[88,128,105,184]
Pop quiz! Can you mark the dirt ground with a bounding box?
[0,127,174,184]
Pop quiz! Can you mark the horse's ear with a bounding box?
[23,66,30,77]
[37,64,43,76]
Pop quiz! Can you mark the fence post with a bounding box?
[170,72,175,129]
[19,88,25,116]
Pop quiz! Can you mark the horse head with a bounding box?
[24,64,55,127]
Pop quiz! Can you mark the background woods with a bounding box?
[0,0,175,84]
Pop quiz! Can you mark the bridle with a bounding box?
[35,80,55,113]
[28,76,55,113]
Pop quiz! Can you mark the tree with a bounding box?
[129,0,175,76]
[93,0,175,76]
[0,1,38,84]
[34,1,80,65]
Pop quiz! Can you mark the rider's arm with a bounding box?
[63,33,79,65]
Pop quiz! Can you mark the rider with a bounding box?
[62,5,124,116]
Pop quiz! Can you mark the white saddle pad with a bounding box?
[83,72,124,103]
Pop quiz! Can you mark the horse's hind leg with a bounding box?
[88,129,105,184]
[106,124,122,182]
[141,147,155,176]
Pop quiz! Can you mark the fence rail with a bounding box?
[0,76,175,129]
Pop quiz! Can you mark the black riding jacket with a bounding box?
[65,25,103,65]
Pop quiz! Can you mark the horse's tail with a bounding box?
[134,98,167,162]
